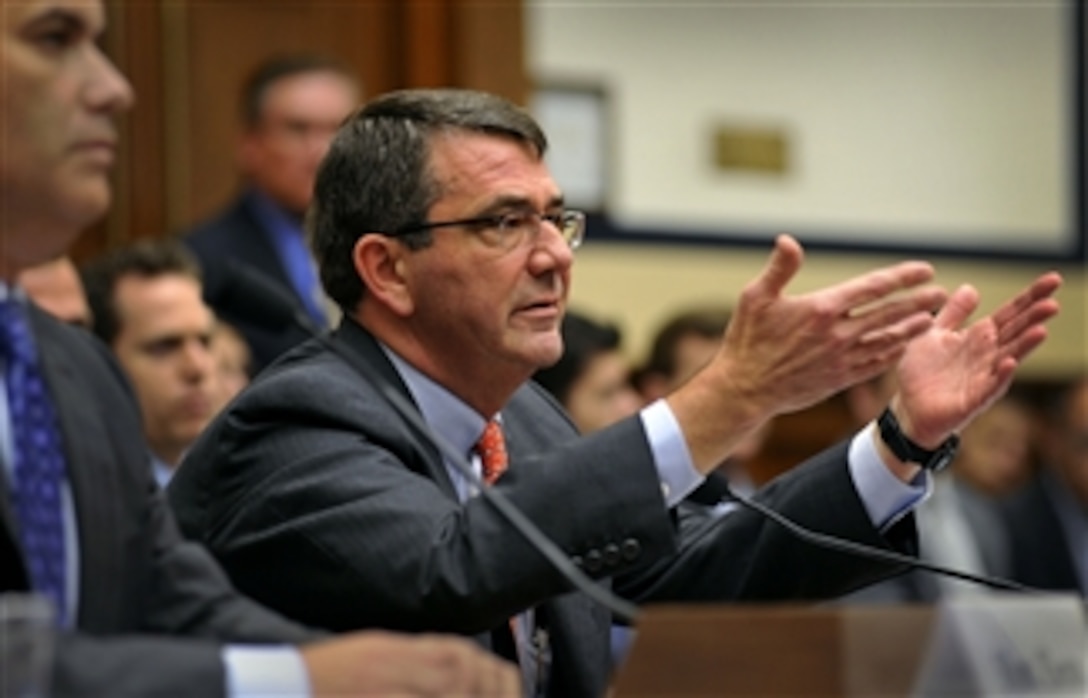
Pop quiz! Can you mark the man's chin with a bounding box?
[528,338,564,369]
[60,183,111,230]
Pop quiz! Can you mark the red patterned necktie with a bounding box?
[475,419,508,485]
[474,420,527,681]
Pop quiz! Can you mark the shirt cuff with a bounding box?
[223,645,311,698]
[640,400,703,507]
[848,422,931,530]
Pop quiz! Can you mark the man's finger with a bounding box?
[996,299,1060,347]
[750,234,804,298]
[1000,324,1050,365]
[835,262,936,311]
[991,273,1063,334]
[934,284,980,330]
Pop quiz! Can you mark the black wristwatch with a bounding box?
[877,407,959,472]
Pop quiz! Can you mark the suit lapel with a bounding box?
[32,309,126,628]
[333,319,457,498]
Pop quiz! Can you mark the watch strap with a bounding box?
[877,407,959,472]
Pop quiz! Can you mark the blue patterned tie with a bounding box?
[1,300,68,626]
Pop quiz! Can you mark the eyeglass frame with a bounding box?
[385,209,586,251]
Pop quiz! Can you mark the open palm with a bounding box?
[895,274,1061,448]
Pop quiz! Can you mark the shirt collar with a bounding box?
[380,344,493,460]
[0,281,25,302]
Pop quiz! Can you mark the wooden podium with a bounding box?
[610,598,1087,697]
[610,603,937,697]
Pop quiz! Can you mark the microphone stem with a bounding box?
[727,489,1043,594]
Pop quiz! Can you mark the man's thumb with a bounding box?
[753,234,804,297]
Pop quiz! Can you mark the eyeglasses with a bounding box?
[389,210,586,252]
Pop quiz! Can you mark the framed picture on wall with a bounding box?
[530,83,610,214]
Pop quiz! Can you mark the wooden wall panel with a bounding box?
[93,0,525,257]
[173,1,398,226]
[454,0,528,105]
[402,1,454,87]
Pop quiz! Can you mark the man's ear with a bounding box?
[353,234,414,316]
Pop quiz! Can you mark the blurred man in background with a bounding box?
[184,54,360,373]
[1003,376,1088,595]
[82,240,219,486]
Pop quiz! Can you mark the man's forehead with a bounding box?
[115,280,215,333]
[258,71,357,114]
[428,131,551,186]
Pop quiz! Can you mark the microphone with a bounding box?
[217,266,641,623]
[221,267,1047,612]
[722,489,1042,594]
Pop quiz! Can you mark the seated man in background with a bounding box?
[1002,376,1088,595]
[16,256,91,328]
[183,54,360,373]
[633,305,736,403]
[168,88,1061,698]
[82,240,220,487]
[532,309,642,434]
[0,2,517,694]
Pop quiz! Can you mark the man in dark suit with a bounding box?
[0,3,516,696]
[1003,377,1088,594]
[183,54,359,373]
[168,89,1062,697]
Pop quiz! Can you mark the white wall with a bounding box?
[526,1,1084,375]
[528,1,1073,249]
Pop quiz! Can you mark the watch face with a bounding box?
[930,451,955,472]
[928,436,961,472]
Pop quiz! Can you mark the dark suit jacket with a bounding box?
[0,306,313,697]
[169,317,916,697]
[1002,472,1083,593]
[183,190,314,373]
